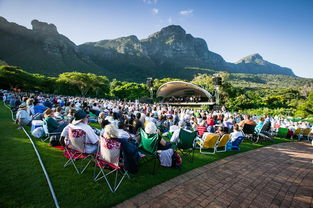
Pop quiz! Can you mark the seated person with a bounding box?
[255,117,265,133]
[196,120,207,137]
[170,121,192,144]
[239,115,257,128]
[98,112,105,126]
[144,122,171,150]
[215,126,225,137]
[54,107,64,122]
[117,121,132,139]
[44,108,67,133]
[34,100,47,115]
[229,124,244,142]
[65,108,76,123]
[16,103,32,126]
[60,110,99,153]
[102,124,139,174]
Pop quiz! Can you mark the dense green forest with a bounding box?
[0,64,312,118]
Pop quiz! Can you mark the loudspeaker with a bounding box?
[213,77,222,85]
[146,78,153,88]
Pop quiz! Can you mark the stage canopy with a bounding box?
[156,81,214,102]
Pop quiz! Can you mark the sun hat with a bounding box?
[18,103,27,109]
[72,110,88,125]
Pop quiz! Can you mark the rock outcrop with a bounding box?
[0,17,296,81]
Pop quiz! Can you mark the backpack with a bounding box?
[49,135,61,146]
[171,151,182,169]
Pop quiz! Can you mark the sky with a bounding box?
[0,0,312,78]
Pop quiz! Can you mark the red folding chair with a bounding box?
[94,136,130,192]
[63,127,95,174]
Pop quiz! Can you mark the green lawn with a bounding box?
[0,102,291,208]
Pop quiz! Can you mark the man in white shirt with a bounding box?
[170,121,191,144]
[61,110,99,153]
[16,103,32,126]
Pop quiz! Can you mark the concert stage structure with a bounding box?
[156,81,215,106]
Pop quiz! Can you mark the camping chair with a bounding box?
[139,128,160,174]
[195,133,220,154]
[256,122,273,143]
[227,136,244,151]
[301,128,312,141]
[63,127,94,174]
[276,127,288,138]
[242,124,256,141]
[42,120,62,142]
[216,134,231,152]
[94,136,130,192]
[292,128,303,140]
[176,129,197,162]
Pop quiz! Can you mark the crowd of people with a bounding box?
[2,89,313,173]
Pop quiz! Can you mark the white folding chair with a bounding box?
[94,136,130,192]
[63,127,94,174]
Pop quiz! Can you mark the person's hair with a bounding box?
[44,108,53,116]
[178,121,186,128]
[69,108,76,115]
[260,117,265,122]
[98,112,105,119]
[100,119,110,128]
[113,112,119,120]
[56,106,62,113]
[117,121,125,129]
[145,122,157,134]
[136,112,141,119]
[233,123,239,131]
[103,124,119,139]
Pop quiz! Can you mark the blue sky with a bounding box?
[0,0,312,78]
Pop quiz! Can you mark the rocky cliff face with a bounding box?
[0,17,295,81]
[0,17,102,76]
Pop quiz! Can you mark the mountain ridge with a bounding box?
[0,17,295,81]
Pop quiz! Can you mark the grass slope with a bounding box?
[0,102,290,207]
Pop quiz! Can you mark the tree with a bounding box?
[57,72,109,96]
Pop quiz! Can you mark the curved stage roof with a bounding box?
[156,81,213,102]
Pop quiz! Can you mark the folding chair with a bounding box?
[94,136,130,192]
[227,136,244,151]
[42,120,61,142]
[256,122,273,143]
[216,134,231,152]
[242,124,256,141]
[301,128,312,141]
[292,128,303,140]
[176,129,197,162]
[276,127,288,138]
[195,133,220,154]
[138,128,160,174]
[63,127,94,174]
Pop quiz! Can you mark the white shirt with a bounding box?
[229,131,244,142]
[170,128,191,144]
[16,109,32,125]
[117,129,130,139]
[61,122,99,153]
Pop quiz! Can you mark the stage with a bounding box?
[164,102,215,106]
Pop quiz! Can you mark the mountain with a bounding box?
[0,17,295,81]
[233,53,294,75]
[0,17,103,75]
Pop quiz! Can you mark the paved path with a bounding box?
[115,142,313,208]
